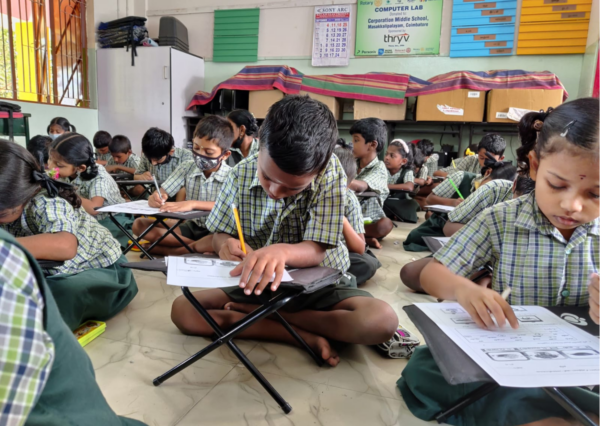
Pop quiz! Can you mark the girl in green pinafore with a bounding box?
[383,139,421,223]
[48,133,133,249]
[0,141,138,330]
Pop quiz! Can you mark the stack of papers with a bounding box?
[426,205,455,212]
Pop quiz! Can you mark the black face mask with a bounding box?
[231,134,245,149]
[155,154,172,167]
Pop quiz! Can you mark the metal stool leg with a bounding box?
[544,387,598,426]
[435,382,499,424]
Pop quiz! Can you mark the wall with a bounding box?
[578,0,599,97]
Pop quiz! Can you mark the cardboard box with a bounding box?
[416,89,485,122]
[486,89,563,122]
[248,90,285,119]
[353,99,407,120]
[299,91,341,119]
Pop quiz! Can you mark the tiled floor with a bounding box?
[85,216,439,426]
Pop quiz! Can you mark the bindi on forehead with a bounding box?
[580,175,586,180]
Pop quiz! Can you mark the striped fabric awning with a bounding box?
[406,70,568,100]
[300,72,409,105]
[186,65,303,110]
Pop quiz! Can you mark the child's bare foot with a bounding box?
[303,333,340,367]
[365,237,382,249]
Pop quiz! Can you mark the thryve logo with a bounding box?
[384,33,409,42]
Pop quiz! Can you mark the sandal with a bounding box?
[376,324,420,359]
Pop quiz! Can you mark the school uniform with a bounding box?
[227,138,259,166]
[345,190,381,285]
[0,192,138,330]
[356,157,389,221]
[425,154,439,177]
[135,147,194,181]
[398,192,599,425]
[96,151,113,163]
[0,230,146,426]
[161,160,231,240]
[432,170,480,199]
[439,155,480,175]
[403,172,485,252]
[106,152,141,174]
[384,168,419,223]
[447,179,514,224]
[70,164,131,248]
[206,153,372,312]
[416,165,428,181]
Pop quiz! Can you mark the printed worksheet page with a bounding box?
[416,303,600,388]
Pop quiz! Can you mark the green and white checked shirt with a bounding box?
[416,166,428,181]
[135,147,194,181]
[425,154,439,177]
[230,139,259,161]
[1,192,122,275]
[356,157,389,221]
[106,152,141,171]
[433,171,481,198]
[387,169,414,185]
[434,192,599,307]
[206,153,350,272]
[95,151,112,163]
[346,190,365,235]
[69,165,126,221]
[161,160,232,227]
[448,179,514,224]
[0,240,54,426]
[440,155,481,174]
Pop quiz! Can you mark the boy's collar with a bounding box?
[359,156,380,170]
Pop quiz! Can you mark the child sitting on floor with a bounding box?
[48,133,132,248]
[334,141,382,285]
[132,115,234,255]
[105,135,141,177]
[0,141,137,330]
[403,160,518,254]
[93,130,112,165]
[170,96,398,367]
[383,139,420,223]
[27,135,52,169]
[399,97,599,426]
[48,117,75,141]
[427,134,507,207]
[348,118,393,248]
[134,128,194,198]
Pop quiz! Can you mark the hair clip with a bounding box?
[533,120,544,131]
[560,120,577,137]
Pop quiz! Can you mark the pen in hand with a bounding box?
[151,174,164,205]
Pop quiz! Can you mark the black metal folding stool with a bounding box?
[122,255,342,414]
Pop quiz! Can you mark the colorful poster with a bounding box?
[355,0,443,56]
[312,5,351,67]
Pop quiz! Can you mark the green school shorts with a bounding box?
[221,273,372,312]
[398,346,599,426]
[178,221,210,241]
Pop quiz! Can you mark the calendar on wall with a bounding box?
[312,5,351,67]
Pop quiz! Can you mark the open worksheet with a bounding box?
[97,200,198,216]
[425,205,455,213]
[166,256,293,288]
[415,303,600,388]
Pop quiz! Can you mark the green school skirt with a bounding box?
[403,213,447,252]
[46,255,138,330]
[384,197,420,223]
[221,273,372,312]
[99,214,134,250]
[397,346,599,426]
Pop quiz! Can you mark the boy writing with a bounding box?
[105,135,141,176]
[132,116,233,255]
[348,118,394,248]
[170,96,397,367]
[93,130,112,166]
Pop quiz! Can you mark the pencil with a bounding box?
[231,203,247,255]
[501,286,511,300]
[452,158,457,169]
[152,174,164,205]
[447,177,465,200]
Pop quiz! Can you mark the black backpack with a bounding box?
[0,101,21,141]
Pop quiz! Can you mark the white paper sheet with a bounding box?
[415,303,600,388]
[433,237,450,246]
[426,205,455,212]
[166,256,294,288]
[97,200,198,216]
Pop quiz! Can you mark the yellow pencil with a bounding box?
[452,158,457,169]
[231,203,247,255]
